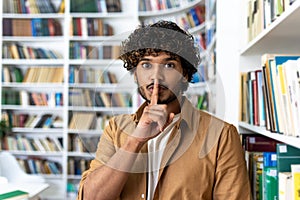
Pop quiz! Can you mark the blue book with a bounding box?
[263,152,278,199]
[189,8,200,26]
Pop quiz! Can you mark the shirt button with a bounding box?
[141,193,145,199]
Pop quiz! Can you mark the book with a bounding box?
[252,152,264,200]
[243,134,279,152]
[239,72,249,122]
[255,70,265,126]
[291,164,300,200]
[261,54,300,133]
[252,70,259,126]
[247,71,255,125]
[262,152,278,200]
[278,172,292,200]
[274,55,300,135]
[0,190,29,200]
[282,59,300,137]
[277,64,290,135]
[276,144,300,174]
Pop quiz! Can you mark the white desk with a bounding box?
[0,183,49,200]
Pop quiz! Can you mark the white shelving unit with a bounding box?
[237,0,300,149]
[0,0,217,199]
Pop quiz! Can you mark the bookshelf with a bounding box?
[235,1,300,199]
[237,0,300,149]
[0,0,216,199]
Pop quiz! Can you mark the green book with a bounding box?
[263,152,278,199]
[277,144,300,173]
[0,190,29,200]
[13,68,23,83]
[264,167,278,199]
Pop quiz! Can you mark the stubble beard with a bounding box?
[137,81,184,105]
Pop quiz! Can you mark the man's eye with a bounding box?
[165,63,175,68]
[142,63,151,68]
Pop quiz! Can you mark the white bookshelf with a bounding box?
[236,0,300,149]
[0,0,217,199]
[239,122,300,149]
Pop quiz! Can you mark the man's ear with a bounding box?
[133,72,137,83]
[182,72,189,83]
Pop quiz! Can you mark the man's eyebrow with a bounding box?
[164,57,179,61]
[139,57,179,62]
[139,58,151,61]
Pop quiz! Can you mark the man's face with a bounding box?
[134,52,187,104]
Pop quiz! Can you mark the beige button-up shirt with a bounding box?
[77,98,251,200]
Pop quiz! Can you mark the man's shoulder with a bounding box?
[109,113,138,134]
[197,109,235,130]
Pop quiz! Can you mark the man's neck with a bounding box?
[166,96,183,115]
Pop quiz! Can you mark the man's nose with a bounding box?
[150,64,164,82]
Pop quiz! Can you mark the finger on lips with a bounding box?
[150,79,159,106]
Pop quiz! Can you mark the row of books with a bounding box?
[69,43,120,59]
[24,67,64,83]
[69,66,118,84]
[3,0,58,14]
[247,0,296,42]
[142,5,205,31]
[69,89,131,107]
[68,135,99,152]
[69,113,110,130]
[240,54,300,137]
[2,66,23,83]
[2,90,63,107]
[139,0,181,11]
[192,63,210,82]
[17,157,62,175]
[1,135,63,152]
[67,182,79,199]
[2,43,62,59]
[2,111,63,129]
[242,134,300,199]
[70,18,113,37]
[3,66,64,83]
[2,90,131,109]
[186,92,209,111]
[194,32,206,51]
[68,158,91,175]
[2,110,109,130]
[3,65,118,84]
[3,18,63,37]
[68,112,110,130]
[70,0,121,13]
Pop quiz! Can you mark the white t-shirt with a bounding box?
[147,114,180,200]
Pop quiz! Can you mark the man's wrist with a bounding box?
[123,135,145,153]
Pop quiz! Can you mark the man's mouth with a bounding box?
[146,83,168,93]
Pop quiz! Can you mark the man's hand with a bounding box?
[133,79,175,142]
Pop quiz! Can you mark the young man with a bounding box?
[77,20,251,200]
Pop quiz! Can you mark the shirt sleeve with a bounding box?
[76,159,103,200]
[76,117,117,200]
[213,124,252,200]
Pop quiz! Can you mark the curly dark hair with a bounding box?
[119,20,201,84]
